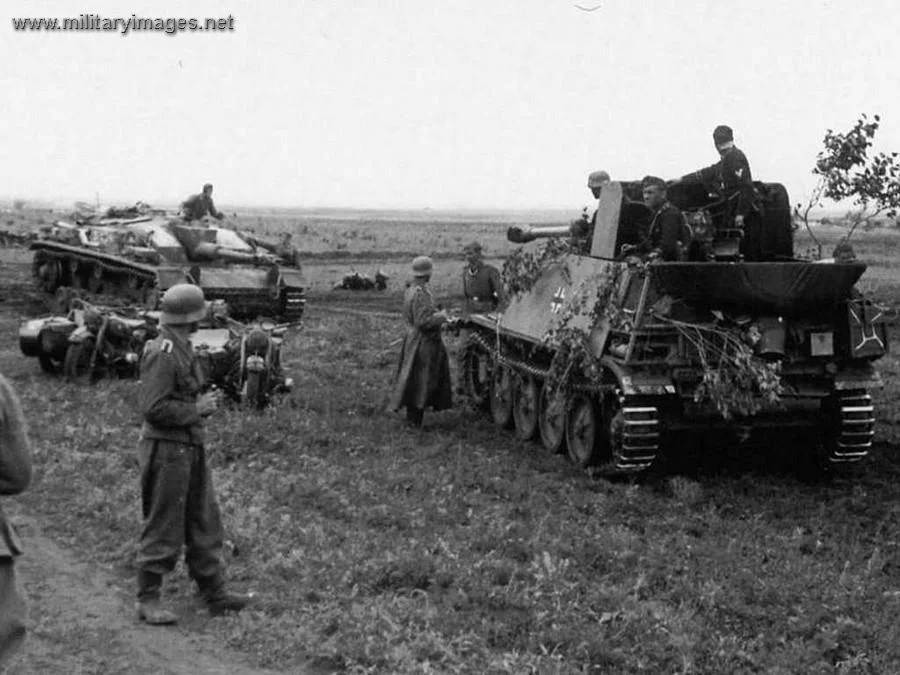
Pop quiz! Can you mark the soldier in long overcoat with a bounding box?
[389,256,452,427]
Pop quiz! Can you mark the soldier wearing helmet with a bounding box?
[134,283,249,624]
[389,256,452,428]
[570,170,611,249]
[181,183,225,222]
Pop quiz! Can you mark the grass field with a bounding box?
[2,210,900,673]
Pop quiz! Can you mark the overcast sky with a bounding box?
[3,0,900,209]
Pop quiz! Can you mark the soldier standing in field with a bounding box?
[135,284,249,625]
[389,257,452,428]
[462,241,506,314]
[0,374,32,669]
[181,183,225,222]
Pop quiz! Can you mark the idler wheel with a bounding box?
[489,363,514,429]
[566,393,599,468]
[512,373,539,441]
[538,382,566,455]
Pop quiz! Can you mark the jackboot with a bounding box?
[196,574,251,616]
[136,571,178,625]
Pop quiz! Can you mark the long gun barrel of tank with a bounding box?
[506,224,575,244]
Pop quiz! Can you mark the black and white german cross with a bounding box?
[550,286,566,314]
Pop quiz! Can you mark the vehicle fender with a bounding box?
[599,357,676,396]
[834,362,883,390]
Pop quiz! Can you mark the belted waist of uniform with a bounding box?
[140,421,205,446]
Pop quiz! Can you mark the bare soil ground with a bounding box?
[8,509,288,675]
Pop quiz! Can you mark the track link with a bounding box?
[827,391,875,464]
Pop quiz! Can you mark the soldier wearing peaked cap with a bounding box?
[462,241,505,314]
[389,257,452,428]
[134,283,249,625]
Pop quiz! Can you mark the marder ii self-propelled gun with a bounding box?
[31,207,306,321]
[458,181,888,474]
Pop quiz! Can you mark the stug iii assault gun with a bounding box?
[30,208,306,321]
[458,180,888,475]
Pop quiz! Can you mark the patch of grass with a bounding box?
[2,221,900,673]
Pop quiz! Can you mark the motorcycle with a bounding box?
[62,300,158,381]
[194,316,295,409]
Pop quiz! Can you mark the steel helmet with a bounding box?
[411,256,433,277]
[587,170,610,189]
[159,284,207,325]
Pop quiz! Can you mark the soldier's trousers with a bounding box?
[136,440,224,593]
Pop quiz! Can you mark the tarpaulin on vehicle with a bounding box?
[651,261,866,316]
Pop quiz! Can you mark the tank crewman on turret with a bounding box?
[134,283,249,625]
[670,125,765,258]
[389,256,452,428]
[632,176,690,261]
[182,183,225,222]
[570,170,611,247]
[462,241,506,314]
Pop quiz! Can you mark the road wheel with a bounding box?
[461,337,492,411]
[512,373,539,440]
[538,383,567,455]
[566,393,599,468]
[489,363,514,429]
[63,339,96,381]
[243,370,268,410]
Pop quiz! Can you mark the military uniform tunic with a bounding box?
[0,374,31,665]
[683,146,756,219]
[462,262,505,313]
[645,202,690,261]
[181,193,223,221]
[136,327,224,590]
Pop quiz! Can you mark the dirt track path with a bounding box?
[9,510,293,675]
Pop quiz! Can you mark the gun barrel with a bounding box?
[507,224,575,244]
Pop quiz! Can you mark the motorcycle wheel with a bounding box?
[39,354,64,374]
[63,338,96,381]
[243,370,268,410]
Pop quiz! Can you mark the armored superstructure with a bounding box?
[31,208,305,321]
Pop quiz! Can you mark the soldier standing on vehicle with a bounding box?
[570,170,611,247]
[135,284,249,625]
[634,176,690,261]
[670,125,764,258]
[389,257,453,428]
[182,183,225,222]
[0,373,31,669]
[462,241,505,314]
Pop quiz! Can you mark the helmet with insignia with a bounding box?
[159,283,207,325]
[587,170,610,189]
[411,256,433,278]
